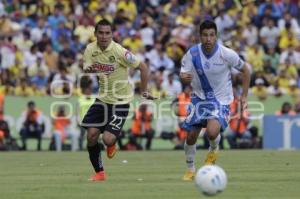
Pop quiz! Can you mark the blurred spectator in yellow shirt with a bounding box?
[94,7,113,25]
[9,49,23,78]
[14,79,34,97]
[277,70,290,89]
[0,69,14,96]
[13,30,33,53]
[166,41,184,70]
[74,18,95,44]
[34,1,51,17]
[240,1,257,25]
[279,23,299,50]
[117,0,137,22]
[175,9,193,27]
[279,59,298,80]
[245,44,265,72]
[43,44,58,75]
[150,77,167,99]
[122,30,143,53]
[28,55,49,78]
[43,0,56,13]
[251,78,268,101]
[286,80,300,103]
[186,0,201,18]
[163,0,181,17]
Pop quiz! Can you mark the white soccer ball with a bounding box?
[194,165,227,196]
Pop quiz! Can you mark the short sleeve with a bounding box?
[180,51,193,73]
[119,47,140,68]
[226,49,245,71]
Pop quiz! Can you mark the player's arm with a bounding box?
[239,63,250,111]
[83,46,95,73]
[119,47,156,100]
[139,62,156,100]
[180,52,193,84]
[180,72,193,84]
[229,48,250,112]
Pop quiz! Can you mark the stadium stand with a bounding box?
[0,0,299,150]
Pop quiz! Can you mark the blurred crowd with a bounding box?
[0,0,299,101]
[0,0,300,150]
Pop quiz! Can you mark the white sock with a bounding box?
[184,141,196,172]
[209,134,221,150]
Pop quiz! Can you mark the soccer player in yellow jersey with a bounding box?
[81,19,155,181]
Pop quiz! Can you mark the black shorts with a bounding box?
[81,99,130,137]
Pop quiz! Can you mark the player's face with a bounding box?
[95,25,113,49]
[200,28,217,52]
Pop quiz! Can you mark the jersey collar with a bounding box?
[97,40,114,52]
[201,43,219,59]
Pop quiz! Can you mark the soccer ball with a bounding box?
[194,165,227,196]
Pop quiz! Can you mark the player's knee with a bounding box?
[206,126,220,140]
[186,133,197,145]
[102,132,116,146]
[87,131,99,145]
[206,130,219,140]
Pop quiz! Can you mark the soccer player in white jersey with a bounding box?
[180,20,250,181]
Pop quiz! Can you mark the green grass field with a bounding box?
[1,150,300,199]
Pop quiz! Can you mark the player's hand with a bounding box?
[142,92,157,100]
[180,72,193,84]
[84,66,96,73]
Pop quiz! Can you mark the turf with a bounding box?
[0,150,299,199]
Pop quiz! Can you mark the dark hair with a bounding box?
[199,20,217,35]
[94,19,112,33]
[27,101,35,107]
[285,22,291,29]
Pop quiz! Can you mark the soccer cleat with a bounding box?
[106,144,117,159]
[204,147,218,165]
[89,171,106,181]
[182,170,196,181]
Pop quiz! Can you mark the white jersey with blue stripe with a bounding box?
[181,43,244,105]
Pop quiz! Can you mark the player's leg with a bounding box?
[87,127,105,181]
[102,130,117,158]
[205,119,221,165]
[205,102,230,164]
[81,99,108,181]
[183,127,201,181]
[182,96,203,181]
[104,103,130,158]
